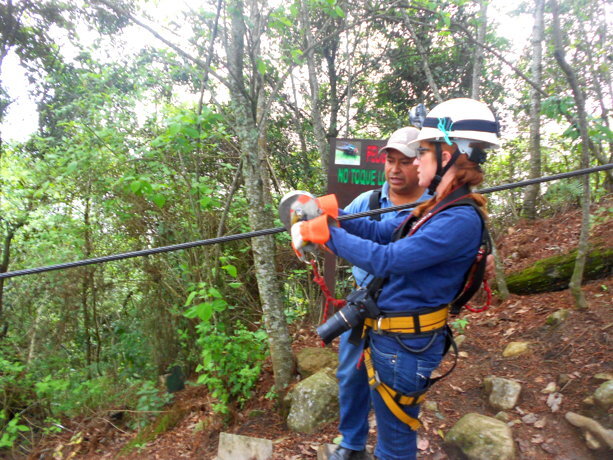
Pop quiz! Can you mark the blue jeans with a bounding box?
[336,328,371,450]
[369,332,446,460]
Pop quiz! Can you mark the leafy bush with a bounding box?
[194,322,268,414]
[0,411,29,449]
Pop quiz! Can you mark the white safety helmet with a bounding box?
[407,98,500,153]
[379,126,420,158]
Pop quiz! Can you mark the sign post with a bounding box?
[323,138,386,315]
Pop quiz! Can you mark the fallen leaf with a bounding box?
[449,384,464,393]
[531,434,544,444]
[534,419,546,429]
[546,392,563,412]
[417,438,429,451]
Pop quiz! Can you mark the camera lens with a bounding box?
[317,303,363,344]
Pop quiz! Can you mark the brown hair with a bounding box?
[413,154,487,218]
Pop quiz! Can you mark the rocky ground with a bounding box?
[24,199,612,459]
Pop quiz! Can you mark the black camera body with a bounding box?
[317,288,380,345]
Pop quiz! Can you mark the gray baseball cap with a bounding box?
[379,126,420,158]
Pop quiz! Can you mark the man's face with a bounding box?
[384,149,419,195]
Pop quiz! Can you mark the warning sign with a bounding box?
[327,138,386,207]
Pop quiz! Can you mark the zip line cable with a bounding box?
[1,163,611,280]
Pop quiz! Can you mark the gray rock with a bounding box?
[495,411,510,422]
[521,413,538,425]
[286,369,339,434]
[558,373,572,387]
[502,341,530,357]
[424,400,439,412]
[444,413,516,460]
[594,380,613,411]
[454,334,467,347]
[594,372,613,381]
[217,432,272,460]
[484,376,522,411]
[545,309,569,326]
[565,411,613,450]
[296,347,339,378]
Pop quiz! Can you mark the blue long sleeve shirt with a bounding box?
[344,183,430,287]
[327,205,483,313]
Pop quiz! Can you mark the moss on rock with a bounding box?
[506,245,613,295]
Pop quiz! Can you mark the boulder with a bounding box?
[506,245,613,295]
[546,309,569,326]
[502,342,530,357]
[217,432,272,460]
[484,376,522,411]
[296,347,339,378]
[594,380,613,411]
[444,413,516,460]
[286,369,339,434]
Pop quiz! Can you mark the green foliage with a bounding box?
[542,180,583,209]
[450,318,469,333]
[194,322,268,414]
[132,381,173,429]
[0,411,29,449]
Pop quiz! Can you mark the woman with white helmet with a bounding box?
[291,98,499,460]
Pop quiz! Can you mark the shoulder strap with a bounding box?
[441,198,492,315]
[368,188,383,221]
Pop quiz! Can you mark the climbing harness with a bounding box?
[342,185,492,430]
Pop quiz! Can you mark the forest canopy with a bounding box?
[0,0,611,453]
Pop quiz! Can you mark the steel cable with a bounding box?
[0,163,611,279]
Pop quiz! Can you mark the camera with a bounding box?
[317,288,380,345]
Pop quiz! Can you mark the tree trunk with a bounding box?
[521,0,544,219]
[81,196,93,375]
[300,1,330,179]
[490,242,509,300]
[227,0,295,394]
[403,13,443,103]
[470,0,487,100]
[551,0,591,310]
[0,224,16,339]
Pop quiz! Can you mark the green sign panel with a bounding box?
[327,138,387,207]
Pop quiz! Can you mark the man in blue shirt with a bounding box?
[331,127,431,460]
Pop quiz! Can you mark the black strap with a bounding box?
[368,189,382,221]
[368,186,491,316]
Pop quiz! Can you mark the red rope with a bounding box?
[465,279,492,313]
[308,259,346,346]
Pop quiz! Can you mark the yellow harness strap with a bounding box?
[363,306,449,334]
[364,348,426,431]
[361,307,449,430]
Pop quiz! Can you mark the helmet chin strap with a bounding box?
[428,142,461,195]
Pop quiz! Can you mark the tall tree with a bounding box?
[225,0,295,392]
[470,0,488,100]
[521,0,545,219]
[550,0,591,310]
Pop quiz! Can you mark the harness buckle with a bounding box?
[370,370,381,390]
